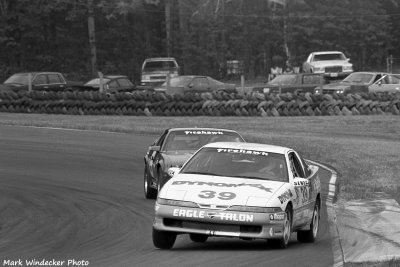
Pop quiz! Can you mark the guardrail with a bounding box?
[0,90,399,116]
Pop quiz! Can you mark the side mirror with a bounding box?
[293,177,309,186]
[168,167,180,177]
[150,145,161,151]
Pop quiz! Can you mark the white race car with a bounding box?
[153,142,321,249]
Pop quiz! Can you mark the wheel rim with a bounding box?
[312,204,320,238]
[283,211,291,244]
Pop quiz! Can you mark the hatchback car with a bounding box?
[144,128,245,199]
[153,142,321,249]
[84,75,137,93]
[155,75,237,94]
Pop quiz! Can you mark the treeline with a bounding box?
[0,0,399,82]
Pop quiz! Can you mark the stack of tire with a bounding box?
[0,90,399,116]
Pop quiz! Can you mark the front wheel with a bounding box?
[297,199,320,243]
[152,228,176,249]
[144,167,157,199]
[271,207,292,249]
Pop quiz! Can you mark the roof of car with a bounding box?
[13,72,62,75]
[103,75,128,79]
[168,128,239,133]
[348,71,388,75]
[203,142,291,154]
[144,57,177,62]
[312,51,345,55]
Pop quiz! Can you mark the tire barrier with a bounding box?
[0,90,400,116]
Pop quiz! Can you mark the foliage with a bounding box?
[0,0,399,82]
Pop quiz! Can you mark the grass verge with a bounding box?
[0,113,399,204]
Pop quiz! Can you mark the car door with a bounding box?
[190,77,210,92]
[32,73,49,91]
[288,151,315,227]
[147,130,168,181]
[47,73,66,91]
[369,74,400,93]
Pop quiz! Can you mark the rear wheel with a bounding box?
[152,228,176,249]
[297,199,320,243]
[144,167,157,199]
[189,233,208,243]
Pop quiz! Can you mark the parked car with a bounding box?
[303,51,353,79]
[141,57,180,87]
[153,142,321,249]
[143,128,245,199]
[252,73,327,94]
[315,72,400,94]
[82,75,142,93]
[0,72,81,92]
[155,75,237,94]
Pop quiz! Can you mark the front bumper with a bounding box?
[153,203,286,240]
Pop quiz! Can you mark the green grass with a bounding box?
[1,113,399,204]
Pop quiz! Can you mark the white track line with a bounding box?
[308,160,344,267]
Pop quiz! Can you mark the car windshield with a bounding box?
[143,60,177,71]
[162,130,243,151]
[342,73,374,84]
[269,74,297,85]
[4,73,30,85]
[162,76,193,87]
[181,147,288,182]
[313,53,346,61]
[85,78,111,86]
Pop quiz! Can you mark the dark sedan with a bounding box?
[143,128,245,199]
[155,75,237,94]
[253,73,327,94]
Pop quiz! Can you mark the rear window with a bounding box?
[143,60,177,71]
[313,53,346,61]
[162,130,243,151]
[4,73,30,85]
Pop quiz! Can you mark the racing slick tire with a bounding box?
[189,233,208,243]
[271,207,292,249]
[152,228,177,249]
[297,199,320,243]
[144,167,157,199]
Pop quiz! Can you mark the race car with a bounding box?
[153,142,321,249]
[144,128,245,199]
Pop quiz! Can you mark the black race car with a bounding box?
[144,128,245,199]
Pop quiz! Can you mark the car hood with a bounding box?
[162,151,196,167]
[311,60,352,67]
[322,82,350,90]
[160,174,286,206]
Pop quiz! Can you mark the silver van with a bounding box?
[141,57,179,87]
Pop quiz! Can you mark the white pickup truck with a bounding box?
[302,51,353,79]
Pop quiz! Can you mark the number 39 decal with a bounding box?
[198,190,236,200]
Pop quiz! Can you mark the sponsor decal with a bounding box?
[294,180,309,186]
[173,209,254,222]
[217,148,269,156]
[185,130,224,135]
[295,186,310,205]
[269,213,285,221]
[172,180,273,193]
[278,189,293,204]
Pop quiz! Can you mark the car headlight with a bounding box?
[336,89,344,94]
[343,65,353,71]
[315,88,321,94]
[263,88,270,94]
[227,206,282,213]
[157,198,198,208]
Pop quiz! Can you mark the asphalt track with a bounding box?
[0,125,336,267]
